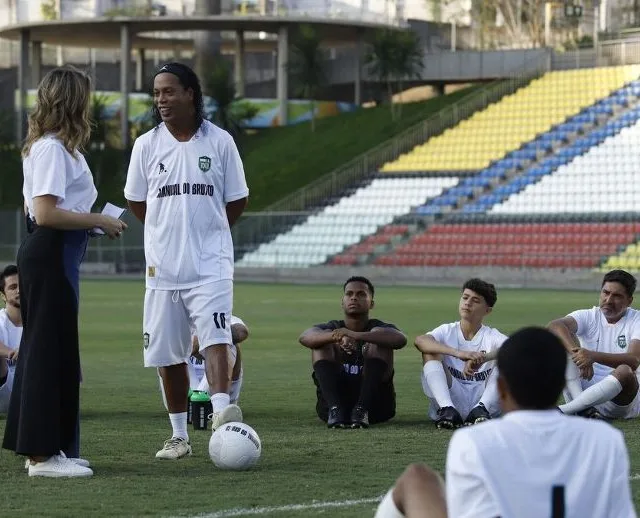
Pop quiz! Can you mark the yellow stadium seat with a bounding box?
[381,65,640,173]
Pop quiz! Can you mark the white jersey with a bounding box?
[569,307,640,378]
[428,322,507,385]
[124,121,249,290]
[0,309,22,372]
[446,410,635,518]
[23,135,97,218]
[188,315,245,379]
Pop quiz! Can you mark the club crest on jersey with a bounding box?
[198,156,211,172]
[618,335,627,349]
[143,332,150,349]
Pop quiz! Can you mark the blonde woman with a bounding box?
[2,66,126,478]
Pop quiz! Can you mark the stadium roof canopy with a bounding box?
[0,15,404,146]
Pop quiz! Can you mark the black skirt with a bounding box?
[2,222,88,457]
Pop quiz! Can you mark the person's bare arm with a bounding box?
[415,334,480,361]
[127,200,147,224]
[226,197,248,227]
[574,340,640,371]
[336,327,407,350]
[548,316,581,353]
[299,327,336,349]
[34,195,126,237]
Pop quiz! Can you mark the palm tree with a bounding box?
[289,25,326,132]
[205,61,259,148]
[366,29,424,121]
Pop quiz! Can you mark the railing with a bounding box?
[231,51,551,249]
[551,39,640,70]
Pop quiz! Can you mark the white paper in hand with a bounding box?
[92,203,126,236]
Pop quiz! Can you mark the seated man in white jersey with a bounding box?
[415,278,507,429]
[0,265,22,414]
[159,316,249,408]
[548,269,640,420]
[374,327,635,518]
[124,62,249,460]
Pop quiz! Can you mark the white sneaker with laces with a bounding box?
[24,450,91,470]
[210,404,243,431]
[155,437,192,460]
[28,455,93,478]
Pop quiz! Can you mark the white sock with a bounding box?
[230,375,243,404]
[478,368,499,415]
[211,392,231,413]
[422,361,454,409]
[564,356,584,401]
[559,375,622,414]
[169,412,188,441]
[374,489,405,518]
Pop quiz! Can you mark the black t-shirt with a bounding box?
[313,319,399,376]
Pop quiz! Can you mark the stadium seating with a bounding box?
[380,66,640,172]
[236,177,458,268]
[488,114,640,214]
[373,223,640,269]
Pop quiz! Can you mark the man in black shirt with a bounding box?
[299,276,407,428]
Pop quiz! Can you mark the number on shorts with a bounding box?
[213,312,226,329]
[551,485,565,518]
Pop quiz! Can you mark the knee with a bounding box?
[363,343,392,362]
[422,353,442,364]
[312,344,338,363]
[614,364,636,385]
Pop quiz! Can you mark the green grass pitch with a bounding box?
[1,281,639,517]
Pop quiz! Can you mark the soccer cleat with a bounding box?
[465,403,491,426]
[435,406,463,430]
[28,454,93,478]
[24,451,91,470]
[350,405,369,429]
[577,406,607,420]
[210,404,243,431]
[327,405,347,429]
[155,437,192,460]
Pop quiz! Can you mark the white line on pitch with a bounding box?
[185,496,383,518]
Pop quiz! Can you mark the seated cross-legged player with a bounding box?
[415,279,507,429]
[298,276,407,428]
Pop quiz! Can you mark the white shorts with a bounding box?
[424,376,489,422]
[582,374,640,419]
[0,368,15,414]
[143,279,233,368]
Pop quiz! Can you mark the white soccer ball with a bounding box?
[209,422,261,470]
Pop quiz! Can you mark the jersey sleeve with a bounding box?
[490,329,509,352]
[30,141,68,203]
[608,432,636,517]
[629,313,640,342]
[124,137,148,202]
[427,323,451,344]
[221,133,249,203]
[446,430,500,518]
[567,309,595,337]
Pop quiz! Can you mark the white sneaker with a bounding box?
[28,455,93,478]
[24,451,91,470]
[210,404,243,431]
[155,437,192,460]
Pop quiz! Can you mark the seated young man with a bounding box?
[298,276,406,429]
[159,316,249,409]
[375,327,635,518]
[0,265,22,414]
[415,278,507,429]
[549,269,640,420]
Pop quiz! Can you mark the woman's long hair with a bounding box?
[22,65,92,158]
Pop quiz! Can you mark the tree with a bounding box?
[40,0,58,20]
[205,61,259,148]
[366,30,424,121]
[289,25,326,132]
